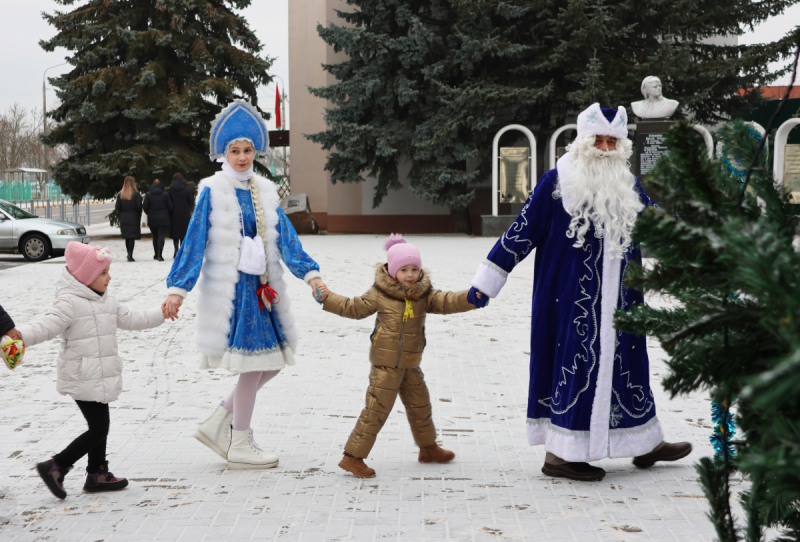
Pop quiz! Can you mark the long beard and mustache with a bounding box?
[554,134,644,259]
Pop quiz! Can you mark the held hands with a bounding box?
[468,287,489,308]
[162,294,183,321]
[309,277,329,304]
[5,328,22,340]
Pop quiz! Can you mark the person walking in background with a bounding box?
[142,179,173,261]
[168,173,194,258]
[114,176,143,262]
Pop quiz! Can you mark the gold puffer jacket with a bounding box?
[323,264,475,369]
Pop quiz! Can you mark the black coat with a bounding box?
[0,304,15,337]
[115,192,143,240]
[168,179,194,240]
[143,183,173,229]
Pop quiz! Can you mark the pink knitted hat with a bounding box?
[65,242,112,286]
[385,234,421,279]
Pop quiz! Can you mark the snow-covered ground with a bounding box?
[1,235,725,541]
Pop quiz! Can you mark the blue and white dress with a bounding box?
[167,177,320,373]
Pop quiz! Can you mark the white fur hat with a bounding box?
[576,102,629,140]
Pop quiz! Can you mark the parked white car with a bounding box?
[0,200,90,261]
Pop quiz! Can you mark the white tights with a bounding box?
[223,370,280,431]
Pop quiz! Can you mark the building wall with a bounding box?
[288,0,455,233]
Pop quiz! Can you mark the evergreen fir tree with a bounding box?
[309,0,799,233]
[615,53,800,539]
[41,0,273,199]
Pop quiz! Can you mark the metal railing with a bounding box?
[9,197,95,225]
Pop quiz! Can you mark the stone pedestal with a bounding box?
[634,120,677,178]
[481,215,517,237]
[280,194,319,234]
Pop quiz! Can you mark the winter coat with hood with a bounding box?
[142,182,173,229]
[323,264,475,369]
[167,178,194,239]
[115,191,143,239]
[17,268,164,403]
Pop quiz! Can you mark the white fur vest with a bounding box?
[193,172,298,369]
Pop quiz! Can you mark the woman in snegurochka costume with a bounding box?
[161,100,329,470]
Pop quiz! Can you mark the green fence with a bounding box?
[0,181,65,201]
[0,181,32,201]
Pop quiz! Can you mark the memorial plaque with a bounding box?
[784,145,800,202]
[634,120,677,178]
[499,147,530,203]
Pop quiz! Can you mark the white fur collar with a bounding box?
[555,152,577,214]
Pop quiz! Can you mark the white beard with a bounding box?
[554,134,644,259]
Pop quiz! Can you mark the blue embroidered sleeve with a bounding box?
[486,170,557,273]
[166,187,211,292]
[635,177,658,209]
[276,207,321,280]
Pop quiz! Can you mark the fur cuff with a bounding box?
[471,260,508,298]
[303,270,322,284]
[167,287,188,298]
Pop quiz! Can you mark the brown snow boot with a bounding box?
[418,444,455,464]
[339,453,376,478]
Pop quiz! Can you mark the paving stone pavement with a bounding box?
[0,235,734,541]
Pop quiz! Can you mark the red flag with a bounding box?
[275,86,282,130]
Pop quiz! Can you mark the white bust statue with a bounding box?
[631,76,679,119]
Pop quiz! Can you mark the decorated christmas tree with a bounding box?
[616,76,800,539]
[41,0,273,199]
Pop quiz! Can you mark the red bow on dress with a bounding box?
[256,284,280,310]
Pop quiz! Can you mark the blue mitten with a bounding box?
[468,287,489,308]
[314,287,326,305]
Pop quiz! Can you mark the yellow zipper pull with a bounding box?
[403,299,414,322]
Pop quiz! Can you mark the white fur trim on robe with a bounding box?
[471,260,508,298]
[194,172,298,374]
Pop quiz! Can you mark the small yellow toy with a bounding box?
[2,336,25,370]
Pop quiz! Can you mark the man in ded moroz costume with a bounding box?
[470,103,691,481]
[162,100,327,469]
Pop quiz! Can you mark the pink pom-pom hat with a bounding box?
[385,234,421,279]
[65,242,112,286]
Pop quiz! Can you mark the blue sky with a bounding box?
[0,1,798,124]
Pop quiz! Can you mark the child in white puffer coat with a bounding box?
[17,242,165,500]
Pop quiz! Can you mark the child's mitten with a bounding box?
[468,287,489,308]
[1,336,25,370]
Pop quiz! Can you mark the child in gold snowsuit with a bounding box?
[322,234,483,478]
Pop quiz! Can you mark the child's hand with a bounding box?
[309,278,329,304]
[468,287,489,308]
[162,295,182,321]
[5,328,21,340]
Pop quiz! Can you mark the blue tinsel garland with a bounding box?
[710,400,737,458]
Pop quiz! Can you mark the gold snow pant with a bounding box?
[344,365,436,458]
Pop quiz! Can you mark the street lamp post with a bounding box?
[43,62,68,182]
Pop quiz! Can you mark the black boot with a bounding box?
[37,458,71,499]
[127,253,134,262]
[84,462,128,493]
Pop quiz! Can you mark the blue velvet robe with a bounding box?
[473,169,664,462]
[167,186,320,372]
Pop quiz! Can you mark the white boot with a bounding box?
[227,429,279,470]
[193,402,232,459]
